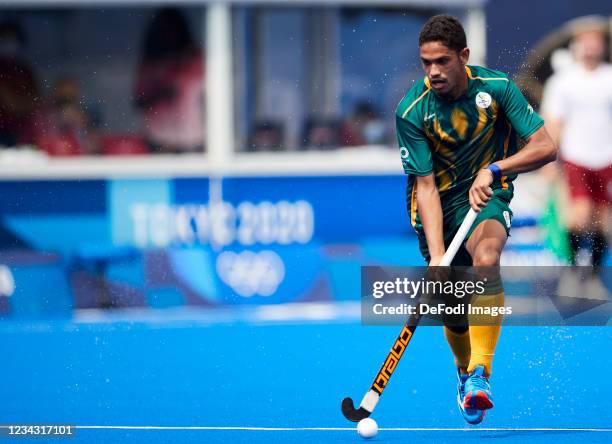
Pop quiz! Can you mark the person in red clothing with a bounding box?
[36,77,100,156]
[134,8,205,154]
[341,102,386,147]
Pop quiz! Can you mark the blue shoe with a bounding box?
[463,365,494,410]
[456,369,486,425]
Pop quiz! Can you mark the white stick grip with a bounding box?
[439,208,478,266]
[359,390,379,413]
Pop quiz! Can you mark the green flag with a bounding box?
[540,187,571,263]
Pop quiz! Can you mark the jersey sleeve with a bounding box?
[396,113,432,176]
[500,79,545,140]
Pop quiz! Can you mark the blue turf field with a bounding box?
[1,315,611,443]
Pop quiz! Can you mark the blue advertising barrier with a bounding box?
[0,174,561,316]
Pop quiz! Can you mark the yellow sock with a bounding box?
[444,327,471,374]
[467,291,504,376]
[467,325,500,376]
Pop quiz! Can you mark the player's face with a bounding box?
[420,41,469,98]
[572,30,606,67]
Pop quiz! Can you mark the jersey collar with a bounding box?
[465,65,474,79]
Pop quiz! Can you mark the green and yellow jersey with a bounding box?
[396,65,544,246]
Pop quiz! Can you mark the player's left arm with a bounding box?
[469,80,558,211]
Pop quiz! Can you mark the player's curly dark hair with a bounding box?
[419,15,467,53]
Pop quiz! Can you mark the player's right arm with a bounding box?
[396,94,445,265]
[415,174,446,265]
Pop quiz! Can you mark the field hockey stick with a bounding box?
[341,208,478,422]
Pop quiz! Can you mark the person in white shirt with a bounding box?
[541,16,611,294]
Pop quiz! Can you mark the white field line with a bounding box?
[61,426,612,432]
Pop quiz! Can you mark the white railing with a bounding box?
[0,146,402,179]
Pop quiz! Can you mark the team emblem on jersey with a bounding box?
[475,92,492,109]
[400,147,409,159]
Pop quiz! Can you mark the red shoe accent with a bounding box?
[463,390,494,410]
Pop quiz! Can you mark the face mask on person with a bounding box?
[0,38,20,58]
[363,120,386,145]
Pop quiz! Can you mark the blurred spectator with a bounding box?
[541,16,612,294]
[36,77,100,156]
[302,118,341,150]
[248,121,284,152]
[98,135,149,156]
[0,21,40,147]
[341,102,387,146]
[134,8,204,154]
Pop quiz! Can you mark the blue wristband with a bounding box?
[487,164,502,181]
